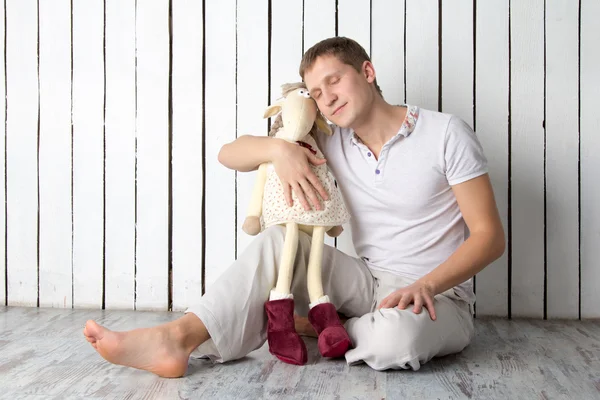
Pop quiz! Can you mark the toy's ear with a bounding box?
[263,101,283,119]
[315,113,332,135]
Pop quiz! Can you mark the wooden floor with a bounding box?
[1,307,599,400]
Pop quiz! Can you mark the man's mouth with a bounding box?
[332,103,346,116]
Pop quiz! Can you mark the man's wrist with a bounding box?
[267,137,284,163]
[418,277,440,296]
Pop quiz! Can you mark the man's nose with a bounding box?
[324,90,337,107]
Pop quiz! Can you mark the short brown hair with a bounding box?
[299,36,382,95]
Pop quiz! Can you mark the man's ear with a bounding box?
[363,60,376,84]
[263,101,283,119]
[315,113,332,135]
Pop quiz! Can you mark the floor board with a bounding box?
[1,307,599,399]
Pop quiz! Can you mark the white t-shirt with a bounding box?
[315,105,488,304]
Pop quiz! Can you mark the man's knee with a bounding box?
[370,310,429,357]
[347,309,439,370]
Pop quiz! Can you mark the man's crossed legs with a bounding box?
[84,226,473,377]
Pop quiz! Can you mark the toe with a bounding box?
[85,320,106,341]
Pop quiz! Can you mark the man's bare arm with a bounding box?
[218,135,280,172]
[218,135,330,210]
[419,173,506,294]
[378,173,505,320]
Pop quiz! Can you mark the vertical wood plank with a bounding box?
[545,1,579,319]
[6,0,39,307]
[581,0,600,319]
[236,0,268,256]
[172,0,204,311]
[271,0,302,103]
[371,0,405,106]
[338,0,370,55]
[104,0,136,309]
[135,0,169,310]
[38,0,72,308]
[511,0,545,318]
[0,0,6,304]
[72,0,104,308]
[336,0,371,258]
[303,0,336,249]
[441,0,473,126]
[405,0,438,112]
[303,0,335,51]
[204,0,236,289]
[474,0,509,317]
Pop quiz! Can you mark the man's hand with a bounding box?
[272,139,329,211]
[378,281,437,321]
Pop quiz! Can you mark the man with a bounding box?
[83,36,505,377]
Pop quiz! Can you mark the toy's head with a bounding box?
[264,82,332,141]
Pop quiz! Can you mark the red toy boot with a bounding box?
[308,302,352,358]
[264,298,307,365]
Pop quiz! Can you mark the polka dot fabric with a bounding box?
[261,135,350,230]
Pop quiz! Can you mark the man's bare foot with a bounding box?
[294,313,349,338]
[294,314,317,338]
[83,313,208,378]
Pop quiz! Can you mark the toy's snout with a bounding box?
[280,89,318,141]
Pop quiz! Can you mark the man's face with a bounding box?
[304,54,374,128]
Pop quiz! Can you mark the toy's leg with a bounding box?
[307,226,352,358]
[264,222,307,365]
[242,163,268,235]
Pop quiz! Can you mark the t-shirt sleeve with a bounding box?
[444,116,489,186]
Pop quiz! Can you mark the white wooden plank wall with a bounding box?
[474,0,509,317]
[135,1,170,311]
[581,0,600,319]
[171,1,204,312]
[6,0,39,307]
[510,1,546,319]
[39,0,72,309]
[0,1,5,305]
[545,1,579,320]
[104,0,136,310]
[0,1,598,319]
[72,0,104,309]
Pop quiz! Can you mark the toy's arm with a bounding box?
[242,162,268,235]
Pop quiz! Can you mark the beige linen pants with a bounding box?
[187,226,474,370]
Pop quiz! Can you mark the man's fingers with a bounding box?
[299,179,322,211]
[378,294,395,309]
[282,184,294,207]
[424,296,437,320]
[412,296,423,314]
[377,297,388,309]
[397,295,411,310]
[306,173,329,202]
[307,152,327,166]
[290,182,311,211]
